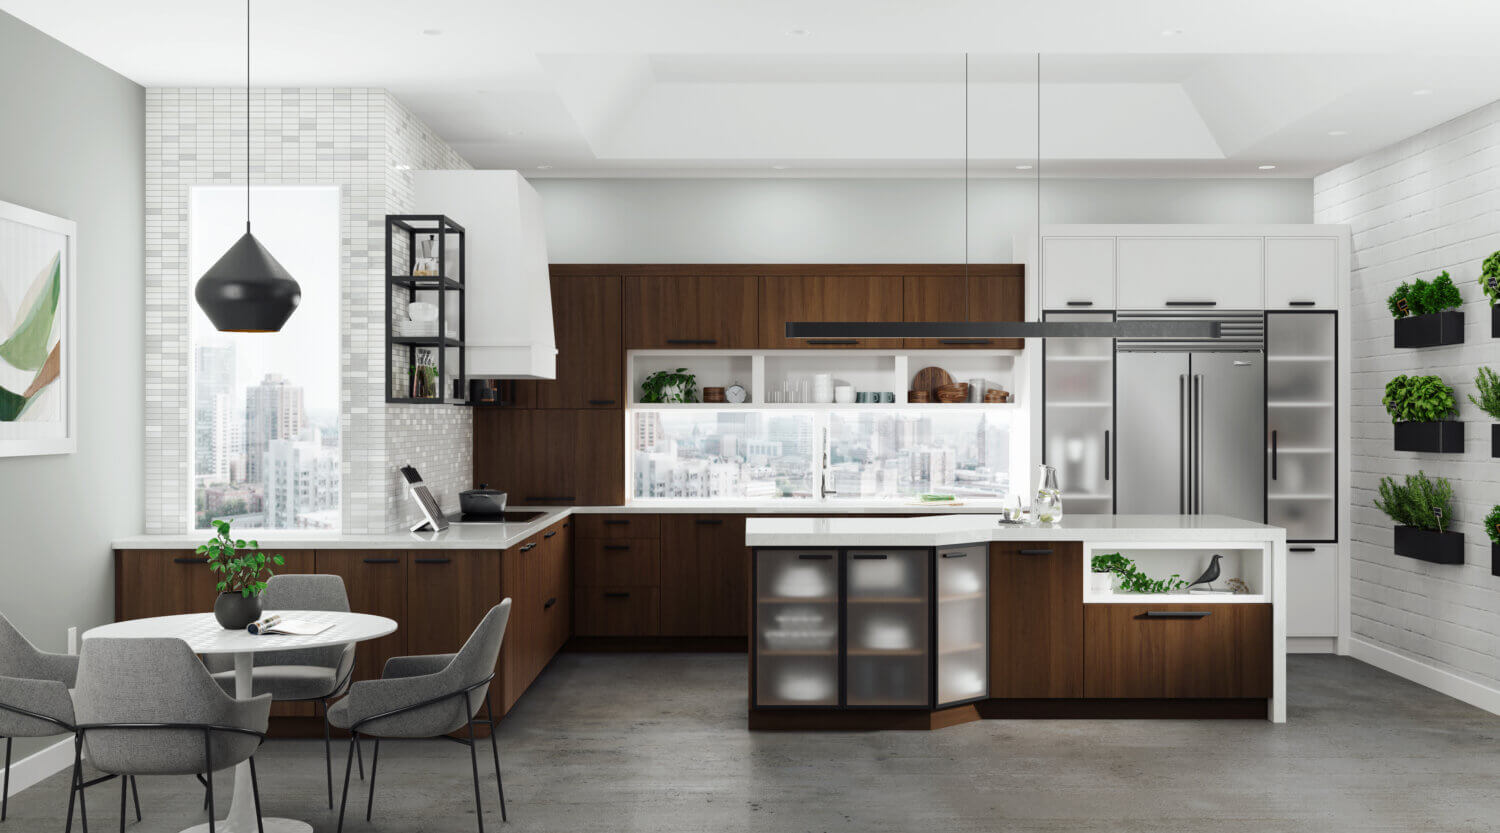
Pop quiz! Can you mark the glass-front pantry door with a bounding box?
[1042,311,1114,513]
[1266,312,1337,541]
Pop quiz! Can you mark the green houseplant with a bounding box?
[640,368,698,403]
[1089,552,1188,595]
[199,519,284,629]
[1482,251,1500,306]
[1486,505,1500,545]
[1387,272,1463,318]
[1470,367,1500,420]
[1373,472,1453,532]
[1383,375,1458,423]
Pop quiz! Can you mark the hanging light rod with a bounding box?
[783,320,1222,339]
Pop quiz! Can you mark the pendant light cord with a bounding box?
[963,53,968,283]
[1036,53,1041,287]
[245,0,251,234]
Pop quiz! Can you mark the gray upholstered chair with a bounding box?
[206,573,358,807]
[0,614,139,827]
[74,637,271,833]
[329,600,511,833]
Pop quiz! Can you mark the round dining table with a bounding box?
[83,610,398,833]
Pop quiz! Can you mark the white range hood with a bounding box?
[413,170,556,379]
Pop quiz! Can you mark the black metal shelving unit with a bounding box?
[385,215,465,404]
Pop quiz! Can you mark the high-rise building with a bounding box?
[635,411,663,452]
[262,439,339,528]
[194,344,236,481]
[244,374,306,483]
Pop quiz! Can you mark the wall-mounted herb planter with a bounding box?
[1493,543,1500,578]
[1492,305,1500,338]
[1394,310,1464,348]
[1493,424,1500,458]
[1393,420,1464,453]
[1393,526,1464,565]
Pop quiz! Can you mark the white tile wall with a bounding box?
[145,89,471,534]
[1314,99,1500,692]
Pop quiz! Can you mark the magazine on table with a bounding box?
[246,614,333,636]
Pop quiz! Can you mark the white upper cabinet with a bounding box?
[1041,237,1115,310]
[1116,237,1264,309]
[1264,237,1339,309]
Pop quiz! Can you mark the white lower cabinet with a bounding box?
[1286,544,1339,637]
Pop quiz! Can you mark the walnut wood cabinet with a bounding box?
[904,269,1026,350]
[758,274,905,349]
[659,515,751,637]
[514,273,623,409]
[988,541,1084,698]
[473,408,624,506]
[312,550,409,688]
[1083,603,1273,699]
[623,274,759,349]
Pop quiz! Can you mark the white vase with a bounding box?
[1089,571,1113,596]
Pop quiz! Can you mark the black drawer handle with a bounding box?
[1142,611,1212,619]
[544,530,557,539]
[797,554,833,560]
[603,519,630,526]
[588,399,617,406]
[173,557,206,564]
[808,338,858,345]
[362,558,400,564]
[665,338,717,345]
[1017,548,1053,555]
[544,597,557,609]
[603,591,631,599]
[851,553,888,560]
[414,557,451,564]
[1065,300,1094,307]
[1289,546,1316,553]
[938,338,990,345]
[1165,300,1217,307]
[563,522,570,528]
[1288,300,1317,307]
[603,544,631,551]
[519,543,536,553]
[524,496,575,503]
[695,518,725,526]
[940,551,968,559]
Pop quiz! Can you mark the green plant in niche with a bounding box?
[1089,552,1189,594]
[1482,251,1500,307]
[1469,367,1500,420]
[1485,505,1500,544]
[1387,281,1413,318]
[1374,471,1454,533]
[1387,272,1463,318]
[1383,374,1458,423]
[198,519,284,598]
[639,368,698,403]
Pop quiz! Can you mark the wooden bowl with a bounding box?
[907,390,931,403]
[703,387,727,403]
[935,383,969,403]
[983,389,1009,403]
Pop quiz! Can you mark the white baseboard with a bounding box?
[1350,637,1500,717]
[1,737,74,798]
[1288,636,1337,654]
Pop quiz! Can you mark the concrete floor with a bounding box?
[8,653,1500,832]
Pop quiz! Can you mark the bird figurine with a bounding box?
[1185,554,1223,592]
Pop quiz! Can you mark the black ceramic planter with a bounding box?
[1493,423,1500,458]
[1393,526,1464,565]
[1394,309,1464,348]
[1393,420,1464,453]
[1493,543,1500,578]
[213,591,263,630]
[1493,304,1500,338]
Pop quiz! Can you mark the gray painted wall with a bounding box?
[0,11,144,758]
[531,177,1313,263]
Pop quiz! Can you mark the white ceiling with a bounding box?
[8,0,1500,177]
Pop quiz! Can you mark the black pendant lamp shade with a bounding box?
[195,228,302,332]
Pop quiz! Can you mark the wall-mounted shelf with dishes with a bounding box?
[385,214,466,405]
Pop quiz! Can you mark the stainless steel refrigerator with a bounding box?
[1114,312,1265,521]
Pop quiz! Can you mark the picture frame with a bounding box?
[0,199,76,457]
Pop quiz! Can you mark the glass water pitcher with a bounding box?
[1035,464,1063,525]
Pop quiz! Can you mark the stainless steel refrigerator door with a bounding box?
[1115,352,1190,514]
[1192,352,1266,523]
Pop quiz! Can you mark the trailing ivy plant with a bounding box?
[1373,472,1454,533]
[198,519,284,598]
[1383,374,1458,423]
[1469,367,1500,420]
[1089,552,1188,594]
[1486,505,1500,544]
[1387,271,1463,318]
[1482,251,1500,307]
[639,368,698,403]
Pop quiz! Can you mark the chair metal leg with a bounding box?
[356,736,364,781]
[76,738,89,833]
[485,695,506,822]
[364,740,380,822]
[65,736,82,833]
[118,773,126,833]
[129,777,141,823]
[336,734,357,833]
[200,774,209,811]
[2,735,10,822]
[466,707,485,833]
[321,698,334,809]
[203,730,215,833]
[248,757,265,833]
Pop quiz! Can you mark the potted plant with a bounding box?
[1389,271,1464,347]
[1383,374,1462,452]
[1487,505,1500,578]
[640,368,698,404]
[1481,251,1500,336]
[1089,552,1188,595]
[1469,366,1500,457]
[198,519,285,629]
[1088,552,1125,595]
[1374,472,1463,565]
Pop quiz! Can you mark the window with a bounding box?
[188,186,341,530]
[632,410,818,500]
[827,411,1011,500]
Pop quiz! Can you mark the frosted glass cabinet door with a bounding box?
[845,549,930,708]
[1266,312,1337,542]
[936,544,988,705]
[1043,311,1114,513]
[756,550,839,707]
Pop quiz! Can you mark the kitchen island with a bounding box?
[745,514,1287,727]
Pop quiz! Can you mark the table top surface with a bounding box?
[83,611,398,655]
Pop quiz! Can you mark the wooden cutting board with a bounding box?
[911,366,953,397]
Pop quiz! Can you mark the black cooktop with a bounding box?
[448,511,546,524]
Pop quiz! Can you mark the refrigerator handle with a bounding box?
[1178,374,1187,514]
[1195,374,1205,515]
[1104,429,1110,481]
[1271,429,1278,481]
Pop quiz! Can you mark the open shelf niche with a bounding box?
[1081,542,1269,604]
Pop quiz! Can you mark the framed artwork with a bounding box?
[0,199,76,456]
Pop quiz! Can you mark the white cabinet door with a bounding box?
[1041,237,1115,310]
[1286,544,1339,637]
[1116,237,1264,309]
[1264,237,1339,309]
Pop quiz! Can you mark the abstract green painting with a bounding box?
[0,200,75,456]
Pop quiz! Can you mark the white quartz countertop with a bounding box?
[744,514,1287,548]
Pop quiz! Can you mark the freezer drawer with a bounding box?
[935,545,988,705]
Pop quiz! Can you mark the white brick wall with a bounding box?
[146,88,471,534]
[1314,99,1500,693]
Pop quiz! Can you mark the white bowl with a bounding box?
[408,301,439,322]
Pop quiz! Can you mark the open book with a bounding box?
[246,614,333,636]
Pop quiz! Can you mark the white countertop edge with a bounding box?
[743,514,1287,547]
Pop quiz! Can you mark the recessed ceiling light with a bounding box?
[1160,27,1183,37]
[771,164,791,170]
[392,163,412,171]
[421,29,442,36]
[1258,164,1277,170]
[1327,130,1349,136]
[786,28,811,37]
[1015,164,1034,170]
[1412,88,1433,96]
[504,128,524,137]
[536,163,553,170]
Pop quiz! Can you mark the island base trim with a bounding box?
[749,699,1268,729]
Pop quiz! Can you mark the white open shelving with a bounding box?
[1081,541,1270,604]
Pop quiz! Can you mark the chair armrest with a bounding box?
[342,670,461,729]
[0,674,74,731]
[219,692,273,735]
[30,651,80,687]
[382,653,455,680]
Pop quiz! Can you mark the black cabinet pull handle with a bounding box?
[544,597,557,609]
[1017,548,1053,555]
[940,552,967,559]
[603,519,630,526]
[695,518,725,525]
[665,338,717,345]
[1104,429,1111,481]
[563,521,570,528]
[524,496,575,503]
[603,591,631,599]
[797,553,833,560]
[1142,611,1212,619]
[173,557,206,564]
[938,338,989,345]
[544,531,557,539]
[808,338,858,345]
[1289,546,1316,553]
[1065,300,1095,307]
[851,553,889,560]
[587,399,617,406]
[519,543,536,553]
[362,558,400,564]
[414,557,451,564]
[1165,300,1217,307]
[1288,300,1317,307]
[603,544,631,551]
[1270,430,1278,481]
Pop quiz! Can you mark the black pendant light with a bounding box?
[195,0,301,333]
